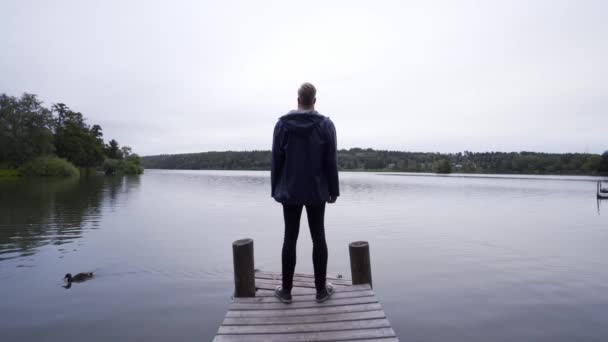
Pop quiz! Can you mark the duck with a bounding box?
[64,272,94,283]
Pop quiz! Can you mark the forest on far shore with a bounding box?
[142,148,608,175]
[0,93,143,177]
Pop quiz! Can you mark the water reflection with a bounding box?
[0,175,140,261]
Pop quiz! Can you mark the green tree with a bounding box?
[91,124,103,144]
[53,103,105,168]
[583,155,602,174]
[434,159,452,174]
[121,145,133,159]
[104,139,123,160]
[0,93,54,167]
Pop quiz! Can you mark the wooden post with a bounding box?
[232,238,255,297]
[349,241,372,288]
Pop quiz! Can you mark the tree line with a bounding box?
[142,148,608,175]
[0,93,143,176]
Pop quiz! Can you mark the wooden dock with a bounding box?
[213,271,398,341]
[212,239,399,342]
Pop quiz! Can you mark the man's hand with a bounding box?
[327,196,337,204]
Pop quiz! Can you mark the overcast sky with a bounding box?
[1,0,606,155]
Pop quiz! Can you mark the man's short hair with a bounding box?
[298,83,316,107]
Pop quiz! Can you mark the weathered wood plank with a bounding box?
[226,303,384,318]
[257,271,349,280]
[255,275,352,287]
[256,282,367,293]
[257,280,315,289]
[212,327,397,342]
[256,279,350,290]
[291,271,347,279]
[229,296,378,310]
[222,310,386,325]
[234,290,375,303]
[254,284,371,297]
[255,272,352,286]
[218,318,391,334]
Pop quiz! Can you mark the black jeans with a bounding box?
[281,203,328,294]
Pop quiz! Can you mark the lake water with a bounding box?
[1,170,608,342]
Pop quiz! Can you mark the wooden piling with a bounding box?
[232,238,255,297]
[349,241,373,288]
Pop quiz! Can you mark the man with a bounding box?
[271,82,339,304]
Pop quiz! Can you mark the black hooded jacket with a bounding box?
[271,109,339,205]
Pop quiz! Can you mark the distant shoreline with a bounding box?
[142,148,607,176]
[142,168,608,182]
